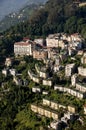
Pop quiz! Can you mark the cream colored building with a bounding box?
[81,53,86,64]
[54,85,86,99]
[46,35,59,48]
[2,69,8,77]
[84,104,86,114]
[38,107,45,115]
[31,104,58,120]
[31,104,38,113]
[35,64,48,79]
[76,83,86,93]
[78,67,86,77]
[5,58,12,67]
[28,70,40,83]
[65,63,75,77]
[68,106,76,113]
[71,74,78,86]
[14,40,33,56]
[43,79,52,86]
[50,101,59,110]
[43,98,50,106]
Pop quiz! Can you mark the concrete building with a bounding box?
[28,70,40,83]
[47,48,59,59]
[42,91,48,95]
[68,106,76,113]
[46,34,59,48]
[32,87,41,93]
[50,120,60,130]
[81,53,86,64]
[31,104,38,113]
[9,69,16,76]
[14,40,33,56]
[31,104,58,120]
[2,69,8,77]
[35,64,48,79]
[84,104,86,114]
[71,74,78,86]
[43,98,50,106]
[78,67,86,77]
[76,83,86,92]
[34,38,45,46]
[54,85,86,99]
[5,58,12,67]
[65,63,75,77]
[50,101,59,110]
[42,79,52,86]
[33,49,48,60]
[13,76,22,86]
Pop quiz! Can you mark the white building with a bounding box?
[32,87,41,93]
[9,69,16,76]
[14,40,33,56]
[43,79,52,86]
[78,67,86,77]
[46,34,59,48]
[34,38,45,46]
[54,85,86,99]
[5,58,12,67]
[2,69,8,77]
[65,63,75,77]
[71,74,78,86]
[84,104,86,114]
[76,83,86,93]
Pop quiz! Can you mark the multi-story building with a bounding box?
[54,85,86,99]
[2,69,8,77]
[76,83,86,93]
[43,98,50,106]
[42,79,52,86]
[46,34,59,48]
[34,38,45,46]
[31,104,38,113]
[84,104,86,114]
[33,49,48,60]
[31,104,58,120]
[50,101,59,110]
[81,53,86,64]
[5,58,12,67]
[78,67,86,77]
[68,106,76,113]
[65,63,75,77]
[14,40,33,56]
[9,69,17,76]
[71,74,78,86]
[13,76,22,86]
[35,64,48,79]
[28,70,40,83]
[32,87,41,93]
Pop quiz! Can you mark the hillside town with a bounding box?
[1,32,86,130]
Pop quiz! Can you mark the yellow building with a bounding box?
[43,98,50,106]
[31,104,38,113]
[50,101,59,110]
[68,106,76,113]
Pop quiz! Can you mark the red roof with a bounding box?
[23,37,30,41]
[14,42,30,46]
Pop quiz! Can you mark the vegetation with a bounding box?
[2,0,86,39]
[0,0,86,130]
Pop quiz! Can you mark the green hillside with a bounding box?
[3,0,86,39]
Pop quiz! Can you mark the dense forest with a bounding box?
[0,0,86,130]
[3,0,86,39]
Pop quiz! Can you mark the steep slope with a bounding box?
[5,0,86,39]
